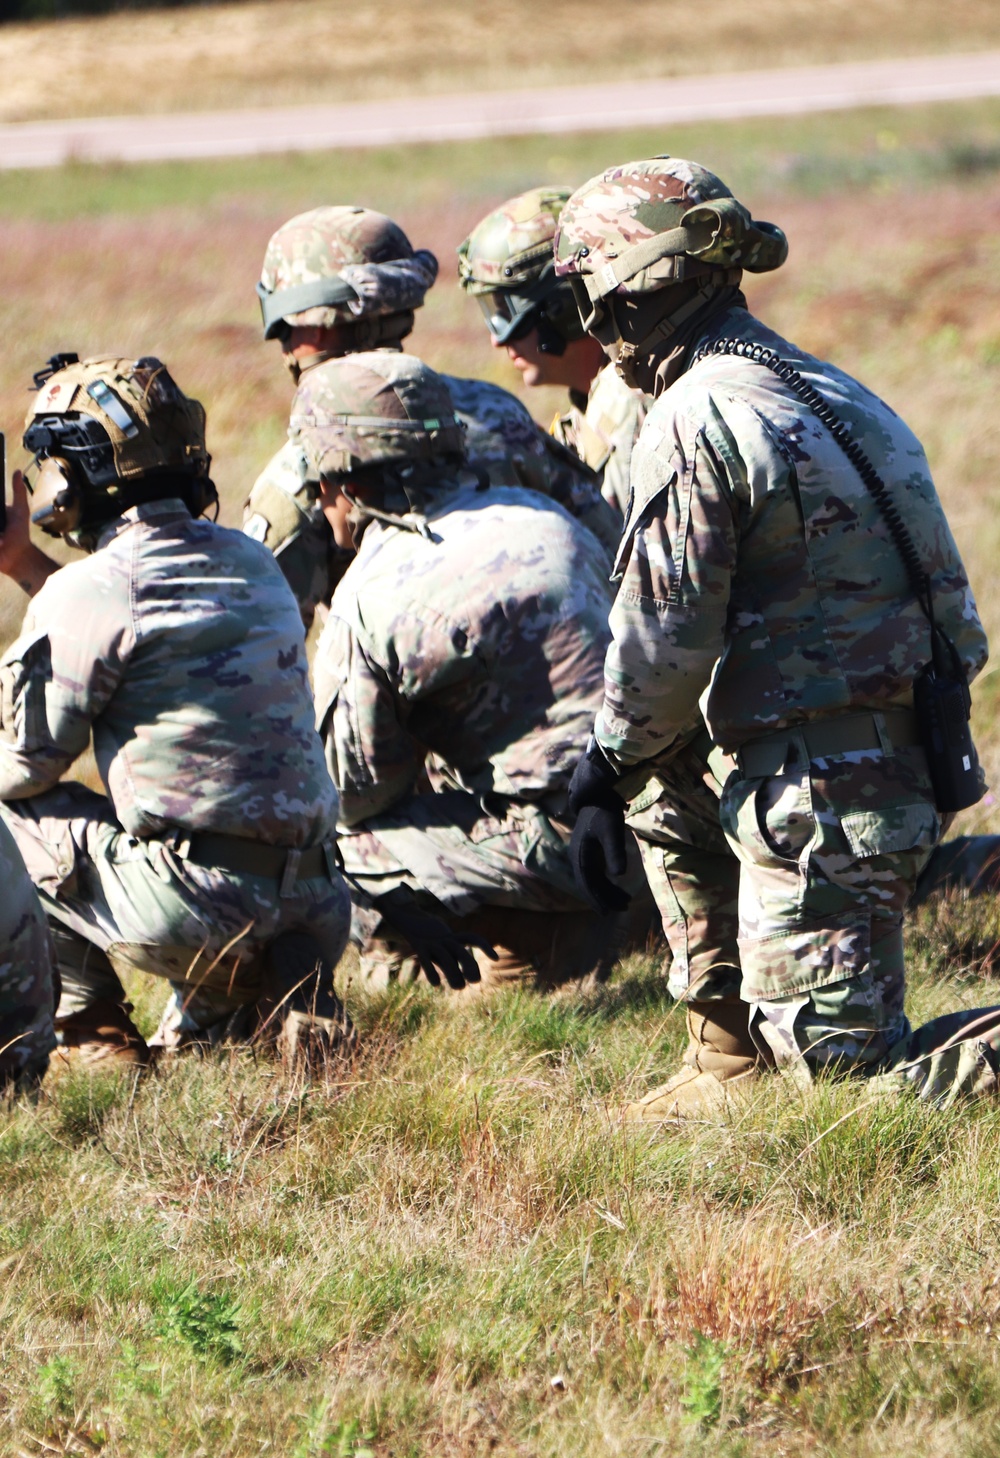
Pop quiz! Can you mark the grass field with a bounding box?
[3,93,1000,1457]
[0,0,998,123]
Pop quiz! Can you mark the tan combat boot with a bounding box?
[622,996,761,1121]
[52,998,150,1070]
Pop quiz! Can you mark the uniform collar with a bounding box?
[95,498,192,550]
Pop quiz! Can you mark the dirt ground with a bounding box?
[0,0,999,123]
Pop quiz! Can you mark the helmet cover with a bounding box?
[290,352,466,480]
[257,205,439,339]
[458,187,584,348]
[554,157,787,317]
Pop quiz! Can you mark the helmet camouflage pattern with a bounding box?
[554,157,787,320]
[457,187,585,349]
[290,352,466,479]
[257,205,439,340]
[22,353,213,542]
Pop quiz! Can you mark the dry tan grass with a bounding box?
[0,0,998,123]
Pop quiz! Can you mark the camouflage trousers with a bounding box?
[720,739,1000,1101]
[340,789,624,991]
[623,733,741,1001]
[0,783,350,1045]
[0,813,56,1087]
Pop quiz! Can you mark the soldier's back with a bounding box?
[36,501,336,844]
[328,481,612,799]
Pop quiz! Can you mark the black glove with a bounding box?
[373,888,496,990]
[568,738,631,915]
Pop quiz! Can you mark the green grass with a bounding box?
[4,939,1000,1456]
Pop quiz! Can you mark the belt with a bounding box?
[182,830,338,898]
[732,707,921,779]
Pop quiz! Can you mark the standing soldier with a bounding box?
[296,351,623,991]
[0,817,55,1092]
[244,206,619,630]
[0,355,351,1066]
[458,186,650,517]
[557,157,1000,1113]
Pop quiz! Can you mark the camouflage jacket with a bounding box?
[551,361,649,517]
[0,499,338,846]
[597,307,988,765]
[313,480,613,828]
[243,366,618,627]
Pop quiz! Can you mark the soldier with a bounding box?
[0,816,56,1092]
[458,185,650,517]
[296,351,624,991]
[244,205,619,630]
[556,157,1000,1113]
[0,354,352,1066]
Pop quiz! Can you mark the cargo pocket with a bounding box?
[740,915,872,1002]
[839,802,940,859]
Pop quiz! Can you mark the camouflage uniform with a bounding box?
[0,815,56,1088]
[297,353,622,991]
[551,361,647,516]
[244,205,616,629]
[0,497,350,1042]
[556,160,1000,1102]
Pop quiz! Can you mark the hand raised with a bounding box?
[0,470,32,577]
[0,470,59,595]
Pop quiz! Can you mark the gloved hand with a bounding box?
[568,738,631,915]
[373,888,496,990]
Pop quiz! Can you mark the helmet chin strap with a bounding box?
[606,273,744,390]
[340,482,435,542]
[611,281,723,387]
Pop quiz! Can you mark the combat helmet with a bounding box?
[257,206,439,352]
[23,353,215,550]
[457,187,584,355]
[554,156,786,330]
[291,352,466,539]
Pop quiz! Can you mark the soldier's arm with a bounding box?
[0,471,60,598]
[242,443,335,631]
[0,554,131,798]
[596,420,737,768]
[317,613,424,828]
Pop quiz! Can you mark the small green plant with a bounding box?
[155,1280,243,1364]
[34,1354,77,1416]
[294,1404,377,1458]
[679,1334,730,1427]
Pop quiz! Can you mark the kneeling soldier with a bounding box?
[0,355,351,1066]
[557,157,1000,1111]
[297,351,623,991]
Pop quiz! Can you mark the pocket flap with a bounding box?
[840,802,939,858]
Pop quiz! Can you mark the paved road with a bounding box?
[1,51,998,170]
